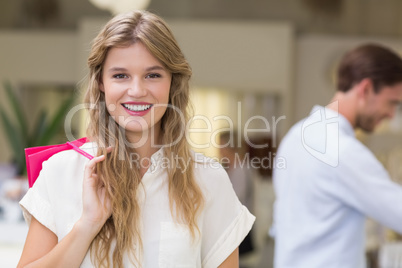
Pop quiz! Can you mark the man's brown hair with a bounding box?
[337,43,402,93]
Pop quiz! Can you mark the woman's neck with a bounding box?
[125,128,163,176]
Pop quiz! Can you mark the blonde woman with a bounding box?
[17,10,255,268]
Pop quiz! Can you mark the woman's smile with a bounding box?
[122,102,153,116]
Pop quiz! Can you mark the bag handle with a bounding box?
[66,141,94,160]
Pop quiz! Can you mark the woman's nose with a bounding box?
[127,78,147,98]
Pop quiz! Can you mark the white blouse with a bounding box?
[20,142,255,267]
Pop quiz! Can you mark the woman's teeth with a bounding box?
[123,104,152,112]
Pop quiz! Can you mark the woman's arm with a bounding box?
[17,216,100,268]
[218,248,239,268]
[17,154,112,268]
[17,217,57,267]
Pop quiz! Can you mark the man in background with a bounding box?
[273,44,402,268]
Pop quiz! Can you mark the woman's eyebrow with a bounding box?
[106,66,166,72]
[146,65,166,72]
[106,67,128,73]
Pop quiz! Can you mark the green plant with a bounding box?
[0,81,76,175]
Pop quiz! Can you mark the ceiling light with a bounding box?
[88,0,151,14]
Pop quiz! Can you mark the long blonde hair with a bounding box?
[84,10,204,267]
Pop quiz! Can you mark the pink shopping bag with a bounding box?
[25,137,94,187]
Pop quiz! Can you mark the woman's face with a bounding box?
[100,42,172,144]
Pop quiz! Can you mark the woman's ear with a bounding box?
[99,81,105,92]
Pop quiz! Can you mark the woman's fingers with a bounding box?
[84,155,106,179]
[85,154,104,170]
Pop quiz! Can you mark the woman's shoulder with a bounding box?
[191,151,233,192]
[191,151,226,175]
[29,141,98,191]
[43,141,97,170]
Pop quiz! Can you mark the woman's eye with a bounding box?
[113,74,128,79]
[146,73,161,79]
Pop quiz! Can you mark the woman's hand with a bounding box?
[78,150,113,235]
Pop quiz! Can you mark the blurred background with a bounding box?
[1,0,402,267]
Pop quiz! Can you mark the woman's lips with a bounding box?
[121,102,153,116]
